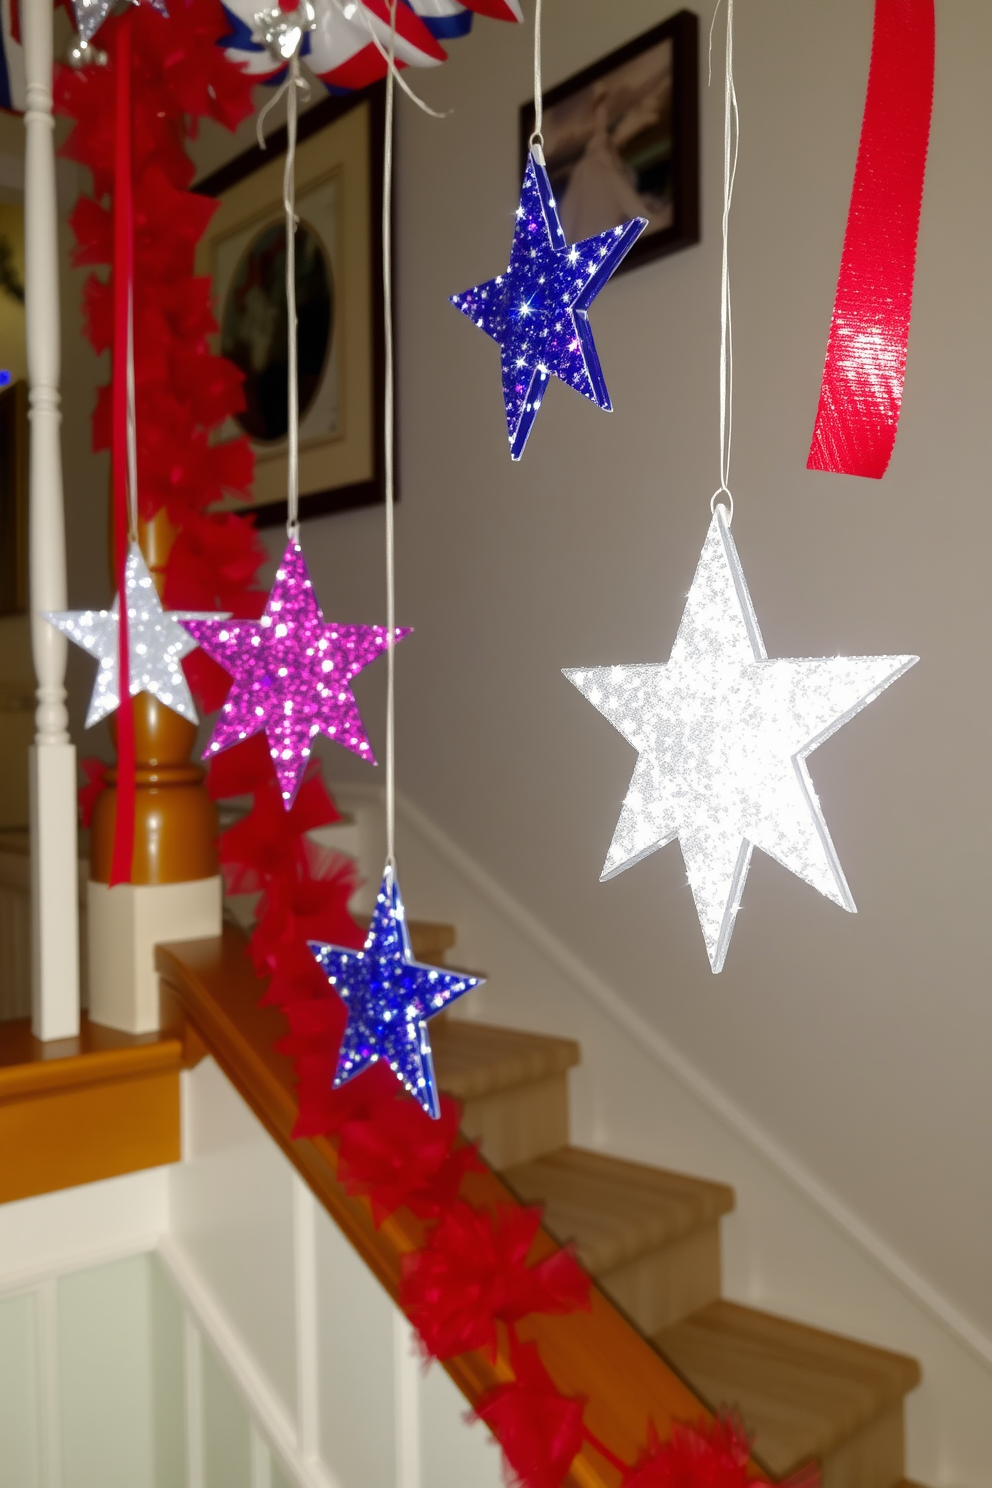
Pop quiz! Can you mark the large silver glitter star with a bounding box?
[46,542,227,728]
[564,507,918,972]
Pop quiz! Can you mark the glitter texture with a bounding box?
[450,152,646,459]
[181,541,410,808]
[310,866,484,1119]
[45,541,224,728]
[564,507,918,972]
[71,0,168,45]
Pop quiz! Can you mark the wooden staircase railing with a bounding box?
[156,923,720,1488]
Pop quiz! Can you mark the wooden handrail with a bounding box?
[156,925,724,1488]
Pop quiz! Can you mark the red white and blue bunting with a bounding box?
[218,0,521,94]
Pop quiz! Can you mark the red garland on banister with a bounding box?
[61,6,800,1483]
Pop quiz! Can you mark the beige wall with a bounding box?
[282,0,991,1347]
[62,0,992,1360]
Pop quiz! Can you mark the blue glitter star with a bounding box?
[450,150,646,459]
[309,868,484,1119]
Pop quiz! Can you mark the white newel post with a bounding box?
[24,0,81,1040]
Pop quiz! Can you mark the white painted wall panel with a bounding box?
[418,1360,503,1488]
[172,1059,299,1422]
[149,1256,187,1488]
[314,1204,396,1488]
[202,1338,253,1488]
[58,1254,156,1488]
[0,1290,41,1487]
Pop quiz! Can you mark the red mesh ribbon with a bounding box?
[806,0,934,479]
[110,13,135,885]
[620,1417,756,1487]
[401,1203,591,1361]
[474,1337,586,1488]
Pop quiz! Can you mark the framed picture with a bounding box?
[520,11,700,276]
[195,88,386,527]
[0,379,28,615]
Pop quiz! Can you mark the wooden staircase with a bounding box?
[430,967,922,1488]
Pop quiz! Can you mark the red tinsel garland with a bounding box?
[62,10,795,1484]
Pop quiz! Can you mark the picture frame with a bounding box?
[0,379,28,616]
[520,11,700,277]
[194,87,386,528]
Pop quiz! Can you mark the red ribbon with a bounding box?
[111,13,135,887]
[806,0,934,479]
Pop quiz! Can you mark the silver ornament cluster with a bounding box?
[45,542,228,728]
[253,0,316,62]
[564,506,918,973]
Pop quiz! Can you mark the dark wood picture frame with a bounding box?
[0,379,28,615]
[520,11,700,276]
[194,86,388,529]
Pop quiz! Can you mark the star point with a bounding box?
[310,868,484,1118]
[450,152,646,459]
[564,507,918,972]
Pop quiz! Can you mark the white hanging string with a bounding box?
[528,0,543,158]
[283,49,303,541]
[383,0,398,868]
[709,0,738,522]
[253,37,310,540]
[340,0,447,119]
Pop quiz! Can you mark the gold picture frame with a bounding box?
[194,88,386,526]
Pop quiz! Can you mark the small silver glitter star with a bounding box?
[564,507,918,972]
[71,0,168,47]
[46,542,228,728]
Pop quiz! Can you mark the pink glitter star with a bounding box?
[182,542,410,807]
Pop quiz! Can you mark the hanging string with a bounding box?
[383,0,398,868]
[709,0,738,522]
[341,0,446,119]
[252,32,310,540]
[528,0,543,156]
[110,10,136,887]
[284,49,304,540]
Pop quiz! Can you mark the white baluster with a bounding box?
[23,0,80,1040]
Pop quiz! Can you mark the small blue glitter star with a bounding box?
[309,867,484,1119]
[450,150,646,459]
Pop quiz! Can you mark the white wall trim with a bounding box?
[158,1236,342,1488]
[393,1315,421,1488]
[37,1277,62,1488]
[184,1313,206,1488]
[292,1176,320,1464]
[0,1231,161,1298]
[388,786,992,1375]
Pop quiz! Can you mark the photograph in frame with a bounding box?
[194,88,386,527]
[520,12,700,276]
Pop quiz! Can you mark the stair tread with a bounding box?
[654,1300,920,1477]
[432,1021,580,1101]
[503,1146,734,1276]
[406,921,458,962]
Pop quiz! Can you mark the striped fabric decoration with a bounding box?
[218,0,521,95]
